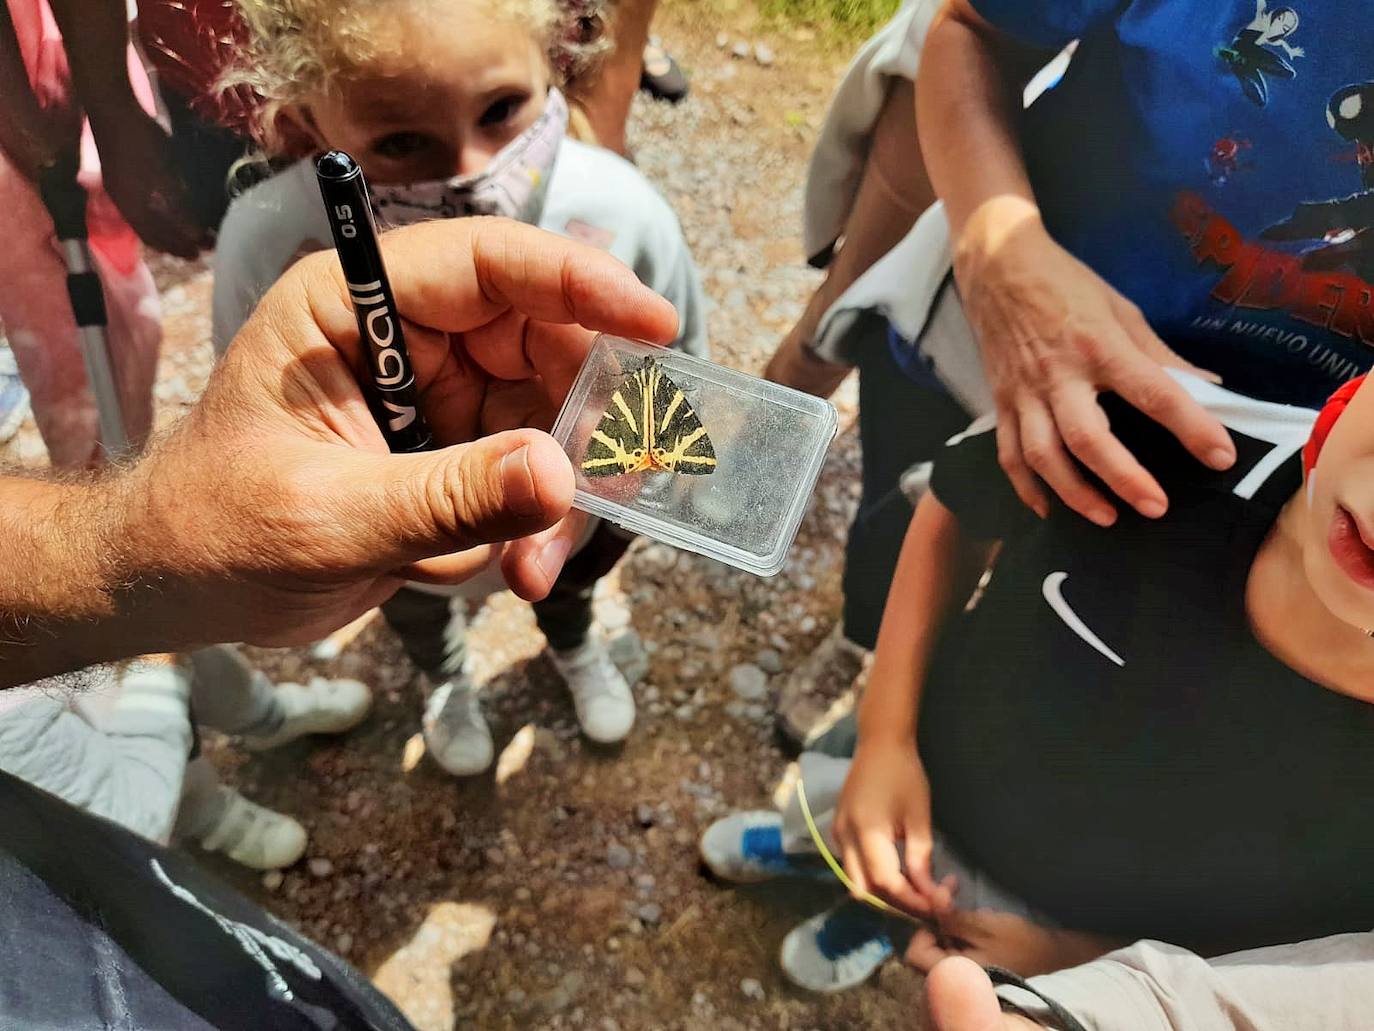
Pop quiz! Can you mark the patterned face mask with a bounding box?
[368,88,568,228]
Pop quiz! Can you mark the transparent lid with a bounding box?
[551,336,838,576]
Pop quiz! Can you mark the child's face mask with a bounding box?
[369,88,568,228]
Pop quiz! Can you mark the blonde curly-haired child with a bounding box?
[211,0,707,776]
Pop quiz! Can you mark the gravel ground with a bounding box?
[3,8,933,1028]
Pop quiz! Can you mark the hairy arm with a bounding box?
[0,472,135,688]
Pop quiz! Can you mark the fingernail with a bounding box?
[537,536,572,581]
[1090,508,1116,528]
[1138,498,1167,519]
[1206,447,1236,470]
[500,446,542,517]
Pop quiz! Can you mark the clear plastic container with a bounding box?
[551,336,838,576]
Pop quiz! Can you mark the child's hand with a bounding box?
[833,738,953,917]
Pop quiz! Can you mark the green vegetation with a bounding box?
[759,0,902,36]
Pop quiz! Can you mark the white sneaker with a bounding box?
[548,639,635,744]
[242,676,372,751]
[700,811,810,883]
[195,787,308,871]
[422,676,493,776]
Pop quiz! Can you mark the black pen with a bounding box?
[316,150,433,453]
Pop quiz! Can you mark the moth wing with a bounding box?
[581,367,651,477]
[649,363,717,475]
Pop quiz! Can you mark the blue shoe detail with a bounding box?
[740,824,788,867]
[814,903,892,963]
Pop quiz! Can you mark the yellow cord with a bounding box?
[794,776,921,923]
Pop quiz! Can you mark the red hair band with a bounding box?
[1304,374,1368,478]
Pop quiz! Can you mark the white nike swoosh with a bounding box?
[1042,571,1125,668]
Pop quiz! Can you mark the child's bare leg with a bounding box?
[767,78,934,396]
[574,0,659,156]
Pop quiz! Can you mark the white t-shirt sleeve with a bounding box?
[542,142,710,358]
[211,162,331,356]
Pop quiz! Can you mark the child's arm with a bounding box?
[833,490,995,916]
[43,0,208,257]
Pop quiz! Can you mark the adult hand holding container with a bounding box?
[552,336,838,576]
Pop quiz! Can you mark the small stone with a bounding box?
[636,903,662,925]
[729,663,768,701]
[745,704,767,722]
[485,847,505,867]
[606,843,633,870]
[755,648,783,674]
[731,40,750,59]
[635,804,658,828]
[715,31,729,48]
[261,871,284,892]
[674,704,696,722]
[725,701,746,719]
[307,858,334,878]
[335,932,353,954]
[635,873,657,893]
[799,615,818,634]
[753,43,775,67]
[740,977,766,1001]
[625,966,646,987]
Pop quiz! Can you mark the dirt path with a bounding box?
[7,6,932,1027]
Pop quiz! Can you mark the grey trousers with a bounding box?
[0,646,278,843]
[1002,933,1374,1031]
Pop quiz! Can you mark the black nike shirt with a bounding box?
[921,375,1374,953]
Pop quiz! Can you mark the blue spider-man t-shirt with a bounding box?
[969,0,1374,407]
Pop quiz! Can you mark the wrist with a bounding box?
[855,719,918,753]
[0,475,133,685]
[952,194,1046,282]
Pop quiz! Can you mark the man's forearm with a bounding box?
[0,473,137,688]
[917,1,1040,241]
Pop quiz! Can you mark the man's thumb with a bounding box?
[345,429,575,570]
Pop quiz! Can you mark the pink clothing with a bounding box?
[0,0,160,467]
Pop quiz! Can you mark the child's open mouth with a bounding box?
[1329,505,1374,590]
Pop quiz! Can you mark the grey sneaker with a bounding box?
[548,639,635,744]
[193,787,308,871]
[241,676,372,751]
[775,625,867,752]
[422,675,493,776]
